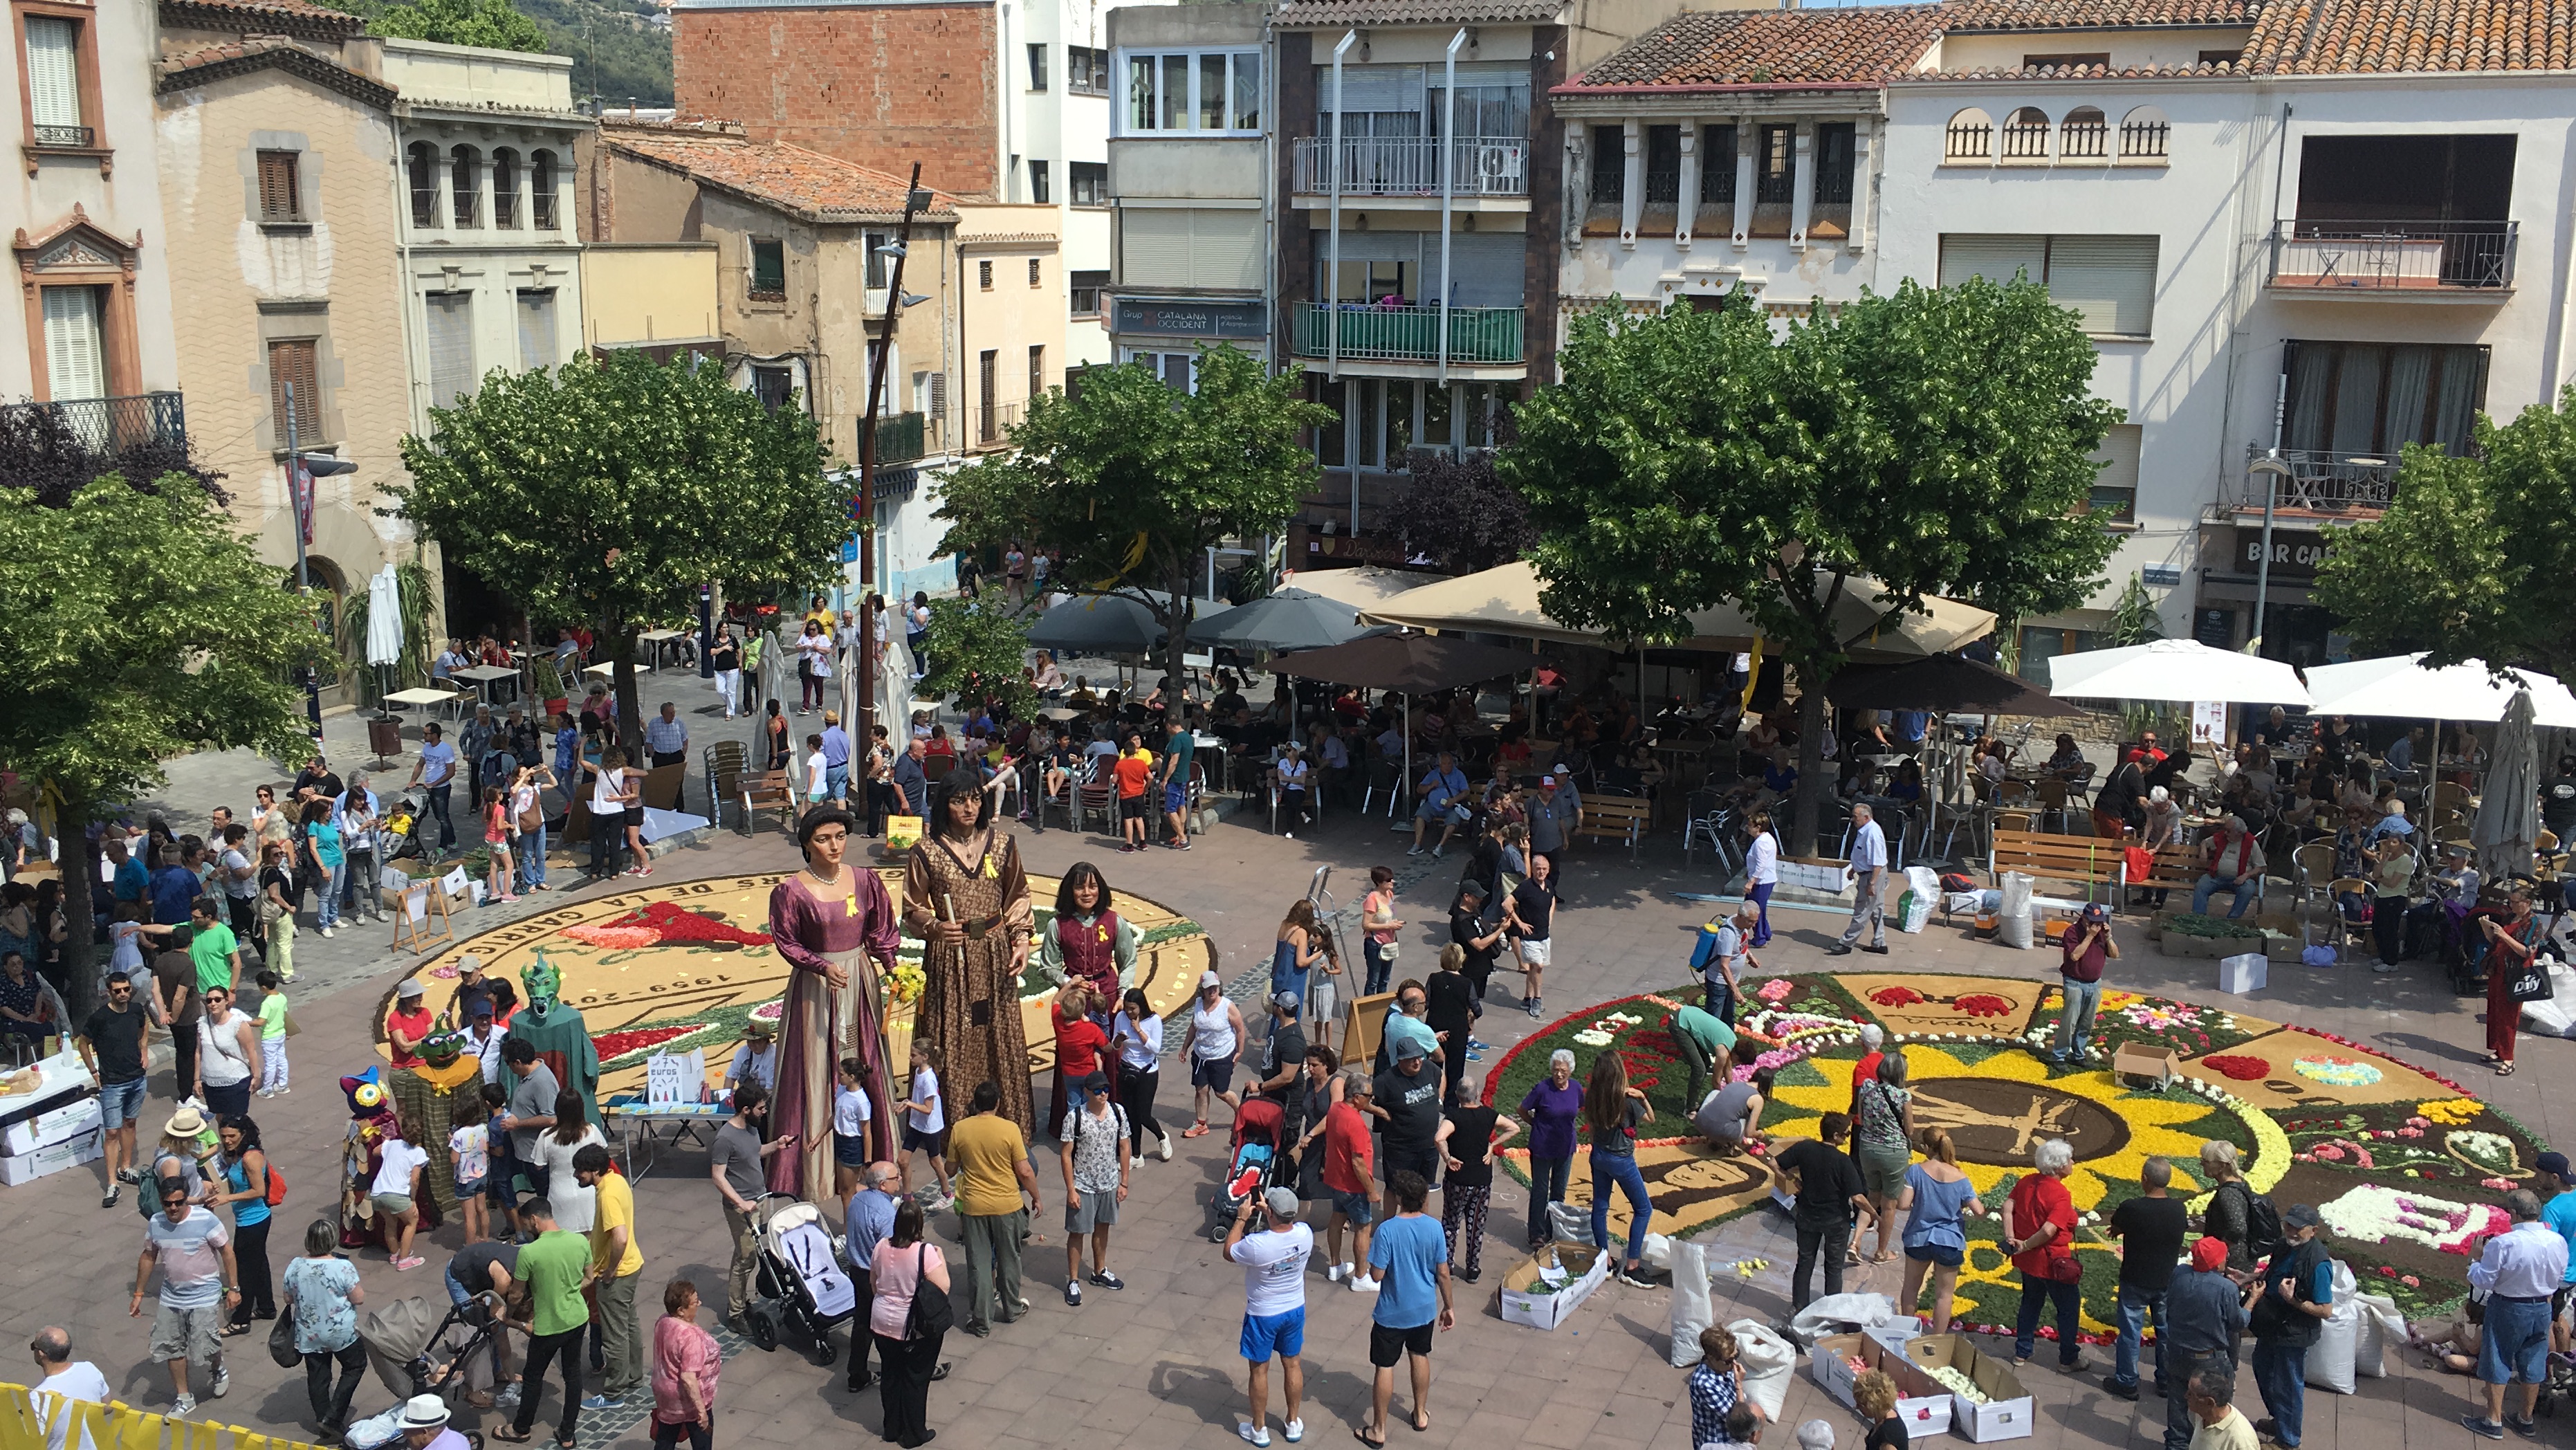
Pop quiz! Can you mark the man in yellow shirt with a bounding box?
[2186,1366,2258,1450]
[948,1080,1042,1337]
[573,1144,645,1409]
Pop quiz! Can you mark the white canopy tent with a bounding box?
[2303,653,2576,730]
[2047,639,2312,706]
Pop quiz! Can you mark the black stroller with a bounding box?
[357,1292,509,1408]
[741,1191,862,1366]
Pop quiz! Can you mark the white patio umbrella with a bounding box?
[2303,653,2576,729]
[2472,689,2541,881]
[2047,639,2312,706]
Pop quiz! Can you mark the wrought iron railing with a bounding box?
[870,410,926,465]
[2059,120,2108,158]
[33,124,93,147]
[2247,448,2402,511]
[2119,120,2169,158]
[2000,121,2051,159]
[2267,219,2517,291]
[3,391,187,454]
[1294,304,1523,365]
[1291,136,1529,197]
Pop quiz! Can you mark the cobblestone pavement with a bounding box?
[10,742,2568,1450]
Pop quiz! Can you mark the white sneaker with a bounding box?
[1283,1418,1305,1443]
[1157,1132,1174,1162]
[1350,1274,1380,1294]
[210,1366,229,1398]
[1240,1424,1271,1447]
[170,1395,196,1417]
[1327,1263,1349,1283]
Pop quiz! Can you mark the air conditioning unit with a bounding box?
[1475,144,1525,193]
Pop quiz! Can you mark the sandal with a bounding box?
[2496,1062,2517,1076]
[1352,1430,1386,1449]
[1410,1412,1431,1433]
[221,1323,252,1338]
[491,1429,533,1444]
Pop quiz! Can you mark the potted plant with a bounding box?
[531,655,567,718]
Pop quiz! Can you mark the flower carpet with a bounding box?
[1487,971,2550,1339]
[376,868,1213,1094]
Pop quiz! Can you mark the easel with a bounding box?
[1341,989,1396,1069]
[392,881,455,955]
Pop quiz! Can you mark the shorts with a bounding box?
[149,1302,224,1365]
[99,1076,148,1130]
[835,1132,868,1168]
[902,1123,948,1157]
[624,807,646,827]
[1368,1321,1435,1367]
[2481,1295,2553,1385]
[1857,1146,1911,1200]
[454,1175,488,1197]
[1904,1242,1965,1268]
[1164,780,1187,814]
[373,1192,416,1218]
[1119,794,1147,821]
[1330,1187,1375,1227]
[1381,1146,1440,1189]
[1067,1188,1121,1233]
[1308,980,1338,1029]
[1518,937,1553,969]
[1241,1307,1307,1362]
[1191,1056,1235,1094]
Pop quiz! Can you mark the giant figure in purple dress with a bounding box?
[765,806,902,1197]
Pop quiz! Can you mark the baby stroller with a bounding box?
[380,787,430,865]
[741,1192,860,1366]
[353,1293,507,1420]
[1205,1095,1289,1242]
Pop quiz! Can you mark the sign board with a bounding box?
[2233,526,2329,582]
[645,1049,701,1109]
[2190,700,2226,747]
[405,887,430,923]
[1112,297,1267,340]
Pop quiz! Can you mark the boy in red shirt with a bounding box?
[1111,738,1154,854]
[1318,1077,1377,1288]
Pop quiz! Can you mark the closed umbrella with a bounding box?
[2472,689,2540,881]
[365,564,404,668]
[1186,587,1375,654]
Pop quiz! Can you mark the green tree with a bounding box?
[2311,394,2571,674]
[1503,279,2120,854]
[362,0,549,51]
[920,598,1036,721]
[1386,452,1539,575]
[392,351,849,742]
[933,345,1334,688]
[0,476,324,1016]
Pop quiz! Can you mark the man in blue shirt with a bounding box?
[410,723,459,851]
[1363,1169,1453,1444]
[890,738,931,818]
[108,835,149,905]
[1890,710,1930,750]
[149,841,205,926]
[2536,1153,2576,1353]
[840,1162,904,1393]
[817,712,851,806]
[1408,752,1472,860]
[1828,802,1890,957]
[1158,711,1197,850]
[1689,904,1756,1020]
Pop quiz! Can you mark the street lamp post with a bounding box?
[2247,455,2294,658]
[853,163,935,742]
[284,380,358,740]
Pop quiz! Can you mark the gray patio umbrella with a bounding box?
[2472,688,2540,881]
[1027,593,1165,657]
[1186,587,1374,654]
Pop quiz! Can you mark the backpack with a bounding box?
[266,1162,288,1208]
[2221,1179,2285,1266]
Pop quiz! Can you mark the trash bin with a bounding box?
[368,717,404,761]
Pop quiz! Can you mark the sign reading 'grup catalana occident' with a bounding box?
[1113,297,1267,339]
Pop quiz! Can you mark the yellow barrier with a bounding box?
[0,1384,331,1450]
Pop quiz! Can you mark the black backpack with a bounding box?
[2223,1180,2287,1266]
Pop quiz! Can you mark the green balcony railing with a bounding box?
[870,410,926,464]
[1294,304,1522,365]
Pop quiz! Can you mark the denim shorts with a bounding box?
[1904,1242,1965,1268]
[2480,1295,2553,1385]
[1331,1187,1375,1227]
[98,1076,148,1130]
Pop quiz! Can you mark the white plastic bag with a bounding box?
[1788,1291,1897,1348]
[1668,1240,1713,1367]
[1547,1200,1591,1245]
[2351,1290,2407,1378]
[2307,1260,2360,1395]
[1729,1318,1797,1421]
[2521,960,2576,1037]
[1998,871,2035,948]
[1641,1231,1675,1272]
[1901,866,1941,934]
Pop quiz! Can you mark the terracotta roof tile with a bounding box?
[1565,8,1944,89]
[1939,0,2258,30]
[1270,0,1564,28]
[159,0,363,38]
[2243,0,2576,71]
[1908,57,2243,75]
[154,35,394,104]
[605,133,958,222]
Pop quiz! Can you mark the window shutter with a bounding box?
[516,290,558,371]
[425,292,475,406]
[257,152,300,221]
[2045,235,2158,336]
[267,338,320,442]
[25,18,80,131]
[1427,231,1525,308]
[1121,210,1192,283]
[927,370,947,416]
[1322,63,1423,113]
[1186,209,1260,291]
[42,286,104,401]
[1938,235,2047,289]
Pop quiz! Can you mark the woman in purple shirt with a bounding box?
[1516,1048,1585,1249]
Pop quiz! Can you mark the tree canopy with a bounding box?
[1386,451,1538,576]
[934,345,1333,686]
[361,0,549,51]
[393,351,849,740]
[1502,280,2121,852]
[2311,389,2575,677]
[0,474,324,1014]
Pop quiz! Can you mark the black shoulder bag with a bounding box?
[903,1242,954,1338]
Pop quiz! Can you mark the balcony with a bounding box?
[3,392,187,455]
[1291,136,1528,199]
[973,401,1022,450]
[868,410,927,465]
[2244,449,2399,513]
[1295,304,1523,367]
[2266,220,2517,297]
[32,124,93,148]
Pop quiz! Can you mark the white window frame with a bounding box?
[1113,47,1262,138]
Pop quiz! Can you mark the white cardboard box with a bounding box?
[0,1050,96,1130]
[2218,952,2268,995]
[0,1126,102,1186]
[1499,1242,1610,1331]
[1809,1332,1956,1439]
[1901,1333,2035,1442]
[2,1094,100,1156]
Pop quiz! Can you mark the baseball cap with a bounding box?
[2539,1151,2571,1178]
[1264,1186,1301,1218]
[2081,902,2108,924]
[1081,1072,1109,1093]
[2190,1237,2227,1272]
[1200,970,1222,990]
[457,954,484,975]
[2283,1203,2324,1231]
[396,978,425,1000]
[1271,991,1301,1016]
[1540,776,1558,789]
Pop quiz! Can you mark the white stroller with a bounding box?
[740,1192,860,1366]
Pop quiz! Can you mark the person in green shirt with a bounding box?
[252,971,290,1097]
[502,1200,595,1447]
[141,899,241,997]
[1664,998,1776,1120]
[1159,709,1198,850]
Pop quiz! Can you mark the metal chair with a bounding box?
[2292,842,2336,910]
[2328,877,2372,962]
[1360,756,1404,818]
[2034,778,2071,834]
[1077,758,1119,835]
[702,741,747,832]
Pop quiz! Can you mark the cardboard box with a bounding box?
[2218,952,2268,995]
[1,1093,100,1156]
[1498,1242,1610,1331]
[1901,1333,2035,1442]
[1810,1332,1957,1438]
[0,1126,102,1186]
[2111,1042,2178,1090]
[0,1050,95,1130]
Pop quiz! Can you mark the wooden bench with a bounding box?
[1989,827,2128,906]
[2126,841,2206,906]
[1578,795,1653,860]
[741,769,796,836]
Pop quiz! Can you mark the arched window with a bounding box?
[491,147,520,228]
[450,145,481,227]
[1944,108,1992,160]
[2001,107,2051,159]
[531,149,559,230]
[406,142,441,227]
[2061,107,2108,159]
[2119,105,2170,158]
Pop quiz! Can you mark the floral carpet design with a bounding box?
[1488,971,2549,1339]
[380,869,1215,1096]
